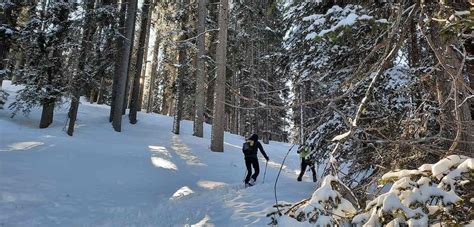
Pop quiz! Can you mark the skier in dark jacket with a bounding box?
[242,134,269,186]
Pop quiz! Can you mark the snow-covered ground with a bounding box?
[0,81,321,226]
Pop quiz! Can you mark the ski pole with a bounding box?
[274,144,296,215]
[263,160,268,183]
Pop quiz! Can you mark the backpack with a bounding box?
[242,140,254,155]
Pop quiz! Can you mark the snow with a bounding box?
[315,215,333,226]
[440,158,474,189]
[331,130,351,141]
[381,169,421,181]
[326,5,343,14]
[454,11,470,16]
[337,13,359,27]
[302,14,322,22]
[381,193,415,217]
[358,15,373,20]
[0,80,316,226]
[418,163,432,172]
[305,32,317,40]
[407,213,428,226]
[277,216,313,226]
[432,155,468,178]
[357,154,472,226]
[313,6,372,38]
[300,175,356,219]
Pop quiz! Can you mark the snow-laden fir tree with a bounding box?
[283,0,473,198]
[11,1,75,128]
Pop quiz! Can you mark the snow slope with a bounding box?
[0,81,321,226]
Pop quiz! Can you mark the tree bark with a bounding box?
[111,0,137,132]
[39,100,54,128]
[137,1,154,111]
[146,33,161,113]
[466,37,474,120]
[110,2,127,122]
[193,0,208,138]
[428,20,474,155]
[205,0,219,124]
[172,0,189,135]
[96,77,106,104]
[210,0,229,152]
[129,0,151,124]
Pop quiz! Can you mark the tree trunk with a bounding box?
[146,34,161,113]
[138,1,155,111]
[97,77,106,104]
[67,0,96,136]
[110,2,127,122]
[466,37,474,120]
[11,52,25,83]
[210,0,229,152]
[111,0,137,132]
[172,0,189,134]
[193,0,208,138]
[39,100,55,128]
[429,20,474,155]
[263,68,270,144]
[123,4,139,116]
[205,0,219,124]
[161,72,171,115]
[129,0,151,124]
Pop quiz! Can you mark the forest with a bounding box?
[0,0,473,226]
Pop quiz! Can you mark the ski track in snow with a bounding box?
[0,81,318,226]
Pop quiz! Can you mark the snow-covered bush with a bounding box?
[354,155,473,226]
[270,175,360,226]
[272,155,473,226]
[294,176,358,225]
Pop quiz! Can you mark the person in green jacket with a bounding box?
[297,144,317,182]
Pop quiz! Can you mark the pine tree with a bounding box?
[10,1,74,128]
[67,0,97,136]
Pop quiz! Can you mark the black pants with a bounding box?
[297,158,316,182]
[244,157,259,184]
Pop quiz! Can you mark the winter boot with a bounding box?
[313,174,317,182]
[249,178,255,186]
[297,176,302,181]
